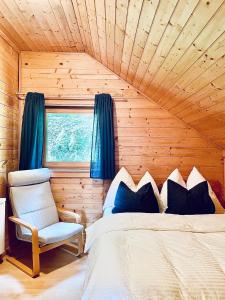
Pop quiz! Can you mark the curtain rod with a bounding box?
[16,93,127,102]
[16,93,94,101]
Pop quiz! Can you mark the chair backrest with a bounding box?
[8,168,59,238]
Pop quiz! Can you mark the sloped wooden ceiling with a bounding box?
[0,0,225,148]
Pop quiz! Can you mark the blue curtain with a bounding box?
[19,92,45,170]
[90,94,115,179]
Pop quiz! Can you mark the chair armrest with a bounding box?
[57,208,81,224]
[9,216,37,232]
[8,216,39,245]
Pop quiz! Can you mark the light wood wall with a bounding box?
[20,52,224,226]
[0,35,18,199]
[0,1,224,148]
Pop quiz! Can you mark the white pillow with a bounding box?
[137,171,162,211]
[103,167,135,213]
[160,169,186,211]
[187,167,224,214]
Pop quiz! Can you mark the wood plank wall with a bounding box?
[0,1,224,148]
[0,35,18,199]
[20,52,224,226]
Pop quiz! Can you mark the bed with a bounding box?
[82,213,225,300]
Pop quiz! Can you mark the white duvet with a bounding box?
[82,213,225,300]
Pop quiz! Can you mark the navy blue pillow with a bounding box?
[112,181,159,214]
[165,179,215,215]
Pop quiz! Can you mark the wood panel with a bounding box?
[223,150,225,199]
[0,35,19,199]
[0,0,224,147]
[20,52,224,226]
[0,249,87,299]
[0,35,18,251]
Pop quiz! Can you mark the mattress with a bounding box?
[82,213,225,300]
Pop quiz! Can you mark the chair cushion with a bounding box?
[36,222,83,245]
[10,181,59,237]
[8,168,50,187]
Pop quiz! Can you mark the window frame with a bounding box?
[44,106,93,171]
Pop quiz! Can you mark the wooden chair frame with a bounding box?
[6,208,84,278]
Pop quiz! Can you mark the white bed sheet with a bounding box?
[82,213,225,300]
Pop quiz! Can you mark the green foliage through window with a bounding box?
[46,112,93,162]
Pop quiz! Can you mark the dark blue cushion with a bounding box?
[166,180,215,215]
[112,181,159,214]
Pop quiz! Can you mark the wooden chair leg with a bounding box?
[76,232,84,256]
[6,230,40,277]
[7,216,41,277]
[32,243,40,277]
[64,233,84,256]
[6,254,39,278]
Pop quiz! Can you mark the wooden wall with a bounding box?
[20,52,224,226]
[0,35,18,199]
[0,1,224,148]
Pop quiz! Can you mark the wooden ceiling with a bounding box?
[0,0,225,148]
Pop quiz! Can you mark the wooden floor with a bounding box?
[0,248,87,300]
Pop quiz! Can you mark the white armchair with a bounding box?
[7,168,84,278]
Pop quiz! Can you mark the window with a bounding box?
[45,108,93,169]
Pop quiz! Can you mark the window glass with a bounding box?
[46,111,93,163]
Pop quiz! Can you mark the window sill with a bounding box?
[49,167,90,178]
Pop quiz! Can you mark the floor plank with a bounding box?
[0,248,87,300]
